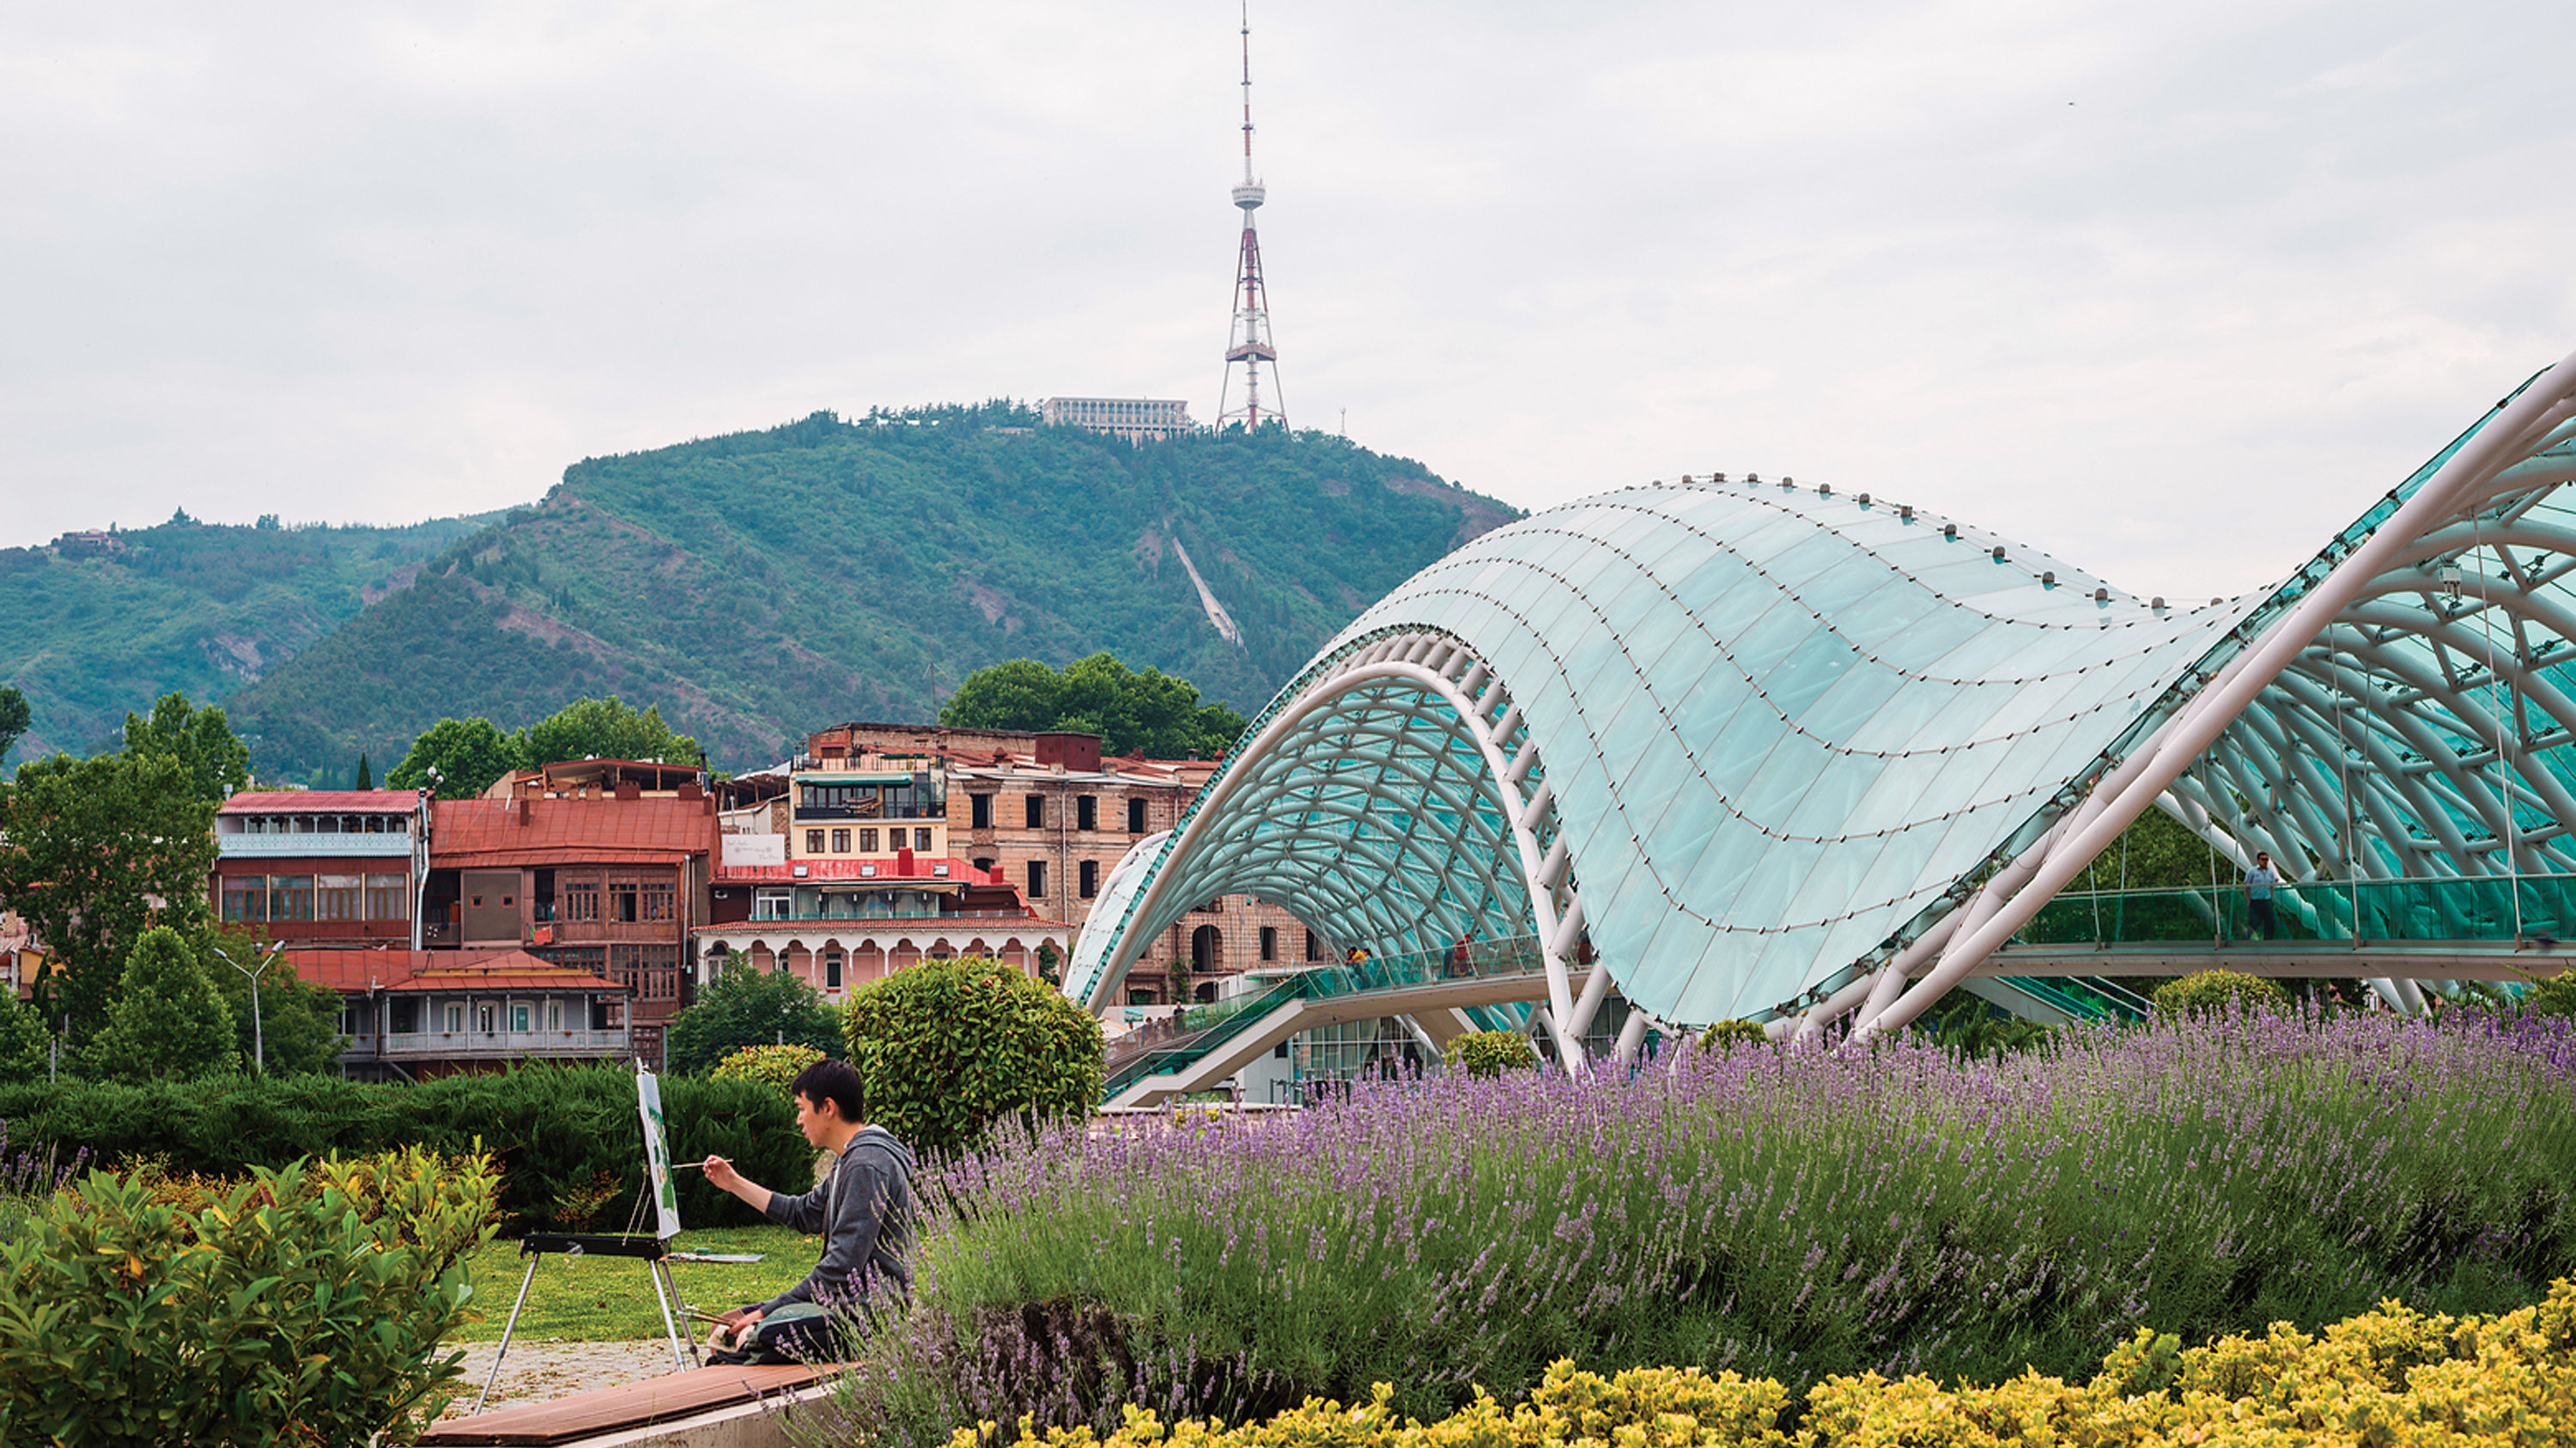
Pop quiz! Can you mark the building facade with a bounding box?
[1039,397,1197,446]
[827,722,1323,1006]
[293,948,632,1081]
[210,789,430,949]
[425,758,715,1065]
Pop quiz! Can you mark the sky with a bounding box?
[3,0,2572,602]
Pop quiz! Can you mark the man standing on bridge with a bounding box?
[2245,852,2281,940]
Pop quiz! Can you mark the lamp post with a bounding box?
[215,940,287,1074]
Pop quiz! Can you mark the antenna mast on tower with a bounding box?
[1217,0,1284,430]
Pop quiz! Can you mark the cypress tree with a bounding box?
[354,752,373,790]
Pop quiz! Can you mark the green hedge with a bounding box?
[0,1064,804,1231]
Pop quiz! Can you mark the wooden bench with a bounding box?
[421,1363,829,1448]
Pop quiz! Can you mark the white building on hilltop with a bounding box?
[1041,397,1196,445]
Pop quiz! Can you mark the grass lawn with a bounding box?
[454,1226,819,1342]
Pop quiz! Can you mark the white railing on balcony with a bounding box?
[361,1029,631,1056]
[219,832,415,859]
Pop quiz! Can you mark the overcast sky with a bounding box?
[3,1,2571,601]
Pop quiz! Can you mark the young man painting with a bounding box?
[702,1058,914,1354]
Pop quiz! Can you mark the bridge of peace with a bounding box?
[1069,350,2576,1107]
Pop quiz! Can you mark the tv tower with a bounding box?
[1217,1,1284,430]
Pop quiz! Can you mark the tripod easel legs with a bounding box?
[476,1253,544,1415]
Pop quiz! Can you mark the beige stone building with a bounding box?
[819,721,1325,1005]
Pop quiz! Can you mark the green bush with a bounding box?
[0,1064,804,1231]
[0,991,48,1085]
[666,954,841,1075]
[712,1043,824,1092]
[842,956,1102,1159]
[2524,970,2576,1018]
[0,1146,499,1446]
[1697,1019,1770,1052]
[1453,1029,1538,1077]
[2152,968,2290,1016]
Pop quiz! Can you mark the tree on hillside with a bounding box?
[386,717,519,800]
[516,697,701,770]
[0,685,28,774]
[123,692,250,803]
[354,752,373,790]
[0,750,216,1034]
[82,926,238,1082]
[665,953,839,1076]
[942,653,1248,759]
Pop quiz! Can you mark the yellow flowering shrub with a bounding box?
[946,1279,2576,1448]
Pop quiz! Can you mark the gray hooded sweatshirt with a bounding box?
[754,1123,915,1315]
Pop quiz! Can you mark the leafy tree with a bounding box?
[201,930,349,1075]
[665,953,839,1076]
[386,716,519,800]
[841,955,1102,1158]
[0,990,49,1084]
[82,926,239,1082]
[121,692,249,803]
[353,752,373,790]
[1454,1029,1537,1077]
[942,653,1248,759]
[515,697,701,770]
[2152,969,2289,1016]
[0,684,27,773]
[0,750,216,1034]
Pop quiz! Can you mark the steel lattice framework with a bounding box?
[1069,350,2576,1057]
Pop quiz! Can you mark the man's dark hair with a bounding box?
[791,1058,867,1123]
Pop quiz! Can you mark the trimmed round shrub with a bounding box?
[2153,968,2289,1016]
[1453,1030,1537,1078]
[1698,1019,1770,1052]
[841,956,1103,1159]
[713,1043,825,1093]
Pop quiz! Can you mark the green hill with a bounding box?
[0,514,494,770]
[221,405,1516,777]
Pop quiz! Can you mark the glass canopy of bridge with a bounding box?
[1072,352,2576,1053]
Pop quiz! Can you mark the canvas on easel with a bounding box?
[473,1062,700,1414]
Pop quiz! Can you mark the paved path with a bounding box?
[444,1338,689,1417]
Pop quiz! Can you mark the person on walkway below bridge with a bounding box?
[2245,852,2281,940]
[1448,932,1473,977]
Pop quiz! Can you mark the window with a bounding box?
[366,874,409,920]
[755,888,791,921]
[1305,930,1321,961]
[609,880,640,922]
[1261,926,1277,961]
[642,881,675,922]
[565,881,600,922]
[1128,797,1147,833]
[316,874,361,922]
[1076,795,1097,830]
[831,829,851,854]
[548,1001,563,1032]
[390,998,421,1033]
[221,876,266,922]
[824,949,844,991]
[1025,860,1047,898]
[914,827,932,851]
[970,794,993,829]
[270,876,315,922]
[444,1003,464,1033]
[1024,795,1044,829]
[805,830,825,854]
[1079,861,1099,898]
[477,1003,496,1034]
[511,1003,532,1032]
[858,827,878,853]
[971,856,994,874]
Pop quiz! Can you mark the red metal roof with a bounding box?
[432,796,715,869]
[286,948,623,995]
[222,790,423,814]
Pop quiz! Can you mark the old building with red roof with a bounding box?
[211,789,430,950]
[290,948,632,1080]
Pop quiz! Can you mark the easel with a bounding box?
[476,1063,700,1414]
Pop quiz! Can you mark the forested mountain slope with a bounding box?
[223,406,1515,777]
[0,514,493,767]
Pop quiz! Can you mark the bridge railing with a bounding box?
[2014,875,2576,946]
[1100,934,1547,1099]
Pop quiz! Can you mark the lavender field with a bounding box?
[815,1010,2576,1447]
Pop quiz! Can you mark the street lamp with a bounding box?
[214,940,288,1074]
